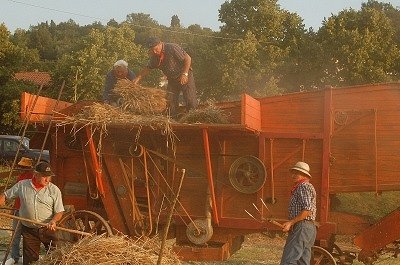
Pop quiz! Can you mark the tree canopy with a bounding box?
[0,1,399,134]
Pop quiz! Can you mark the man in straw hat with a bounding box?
[0,161,64,265]
[103,59,136,106]
[133,37,198,118]
[280,161,317,265]
[5,157,34,265]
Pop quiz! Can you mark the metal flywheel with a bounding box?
[229,155,266,194]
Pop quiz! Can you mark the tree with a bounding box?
[217,0,308,95]
[170,15,181,28]
[317,4,400,86]
[0,24,40,134]
[51,24,146,102]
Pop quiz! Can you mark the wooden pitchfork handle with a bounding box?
[0,212,92,237]
[268,219,285,229]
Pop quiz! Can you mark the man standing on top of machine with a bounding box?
[280,161,317,265]
[133,37,198,118]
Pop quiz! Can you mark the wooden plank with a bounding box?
[241,94,261,131]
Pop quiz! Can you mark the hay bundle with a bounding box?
[178,102,230,124]
[34,235,181,265]
[73,103,170,127]
[114,79,167,115]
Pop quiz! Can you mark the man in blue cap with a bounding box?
[133,37,198,118]
[0,161,64,265]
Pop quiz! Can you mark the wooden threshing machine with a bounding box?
[20,83,400,264]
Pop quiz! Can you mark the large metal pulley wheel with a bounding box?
[229,155,266,194]
[312,246,337,265]
[186,219,213,245]
[57,210,113,242]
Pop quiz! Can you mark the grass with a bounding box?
[334,191,400,222]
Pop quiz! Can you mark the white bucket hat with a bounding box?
[290,161,311,178]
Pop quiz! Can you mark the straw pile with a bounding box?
[70,103,171,128]
[113,79,167,115]
[178,102,230,124]
[34,235,181,265]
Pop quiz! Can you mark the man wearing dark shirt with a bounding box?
[280,161,317,265]
[103,60,136,105]
[133,37,198,118]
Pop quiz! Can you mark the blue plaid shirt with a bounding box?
[288,182,316,221]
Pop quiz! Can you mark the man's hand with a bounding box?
[47,220,57,231]
[282,220,294,232]
[179,74,188,85]
[132,77,140,85]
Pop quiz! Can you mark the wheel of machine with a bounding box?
[229,155,266,194]
[58,210,113,242]
[186,219,213,245]
[312,246,337,265]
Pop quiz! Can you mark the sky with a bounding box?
[1,0,400,33]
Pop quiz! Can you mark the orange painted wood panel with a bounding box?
[241,94,261,131]
[20,92,71,121]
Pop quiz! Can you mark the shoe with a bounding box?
[4,258,16,265]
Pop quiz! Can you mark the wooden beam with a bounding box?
[202,129,219,225]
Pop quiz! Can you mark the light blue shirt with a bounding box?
[5,179,64,228]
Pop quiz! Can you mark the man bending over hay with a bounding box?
[103,59,136,106]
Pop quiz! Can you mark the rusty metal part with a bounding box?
[186,219,213,245]
[228,155,266,194]
[329,243,356,265]
[57,210,112,242]
[129,144,144,157]
[312,246,337,265]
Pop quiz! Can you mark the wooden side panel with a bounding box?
[241,94,261,131]
[261,138,323,221]
[259,92,325,133]
[20,92,71,122]
[330,86,400,192]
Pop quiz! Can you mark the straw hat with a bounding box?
[17,157,33,168]
[290,161,311,178]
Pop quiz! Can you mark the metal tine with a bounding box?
[252,203,261,214]
[244,209,263,223]
[260,198,271,213]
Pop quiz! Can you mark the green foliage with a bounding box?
[51,24,146,102]
[170,15,181,28]
[317,4,400,86]
[0,1,399,124]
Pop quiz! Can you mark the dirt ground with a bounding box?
[181,233,400,265]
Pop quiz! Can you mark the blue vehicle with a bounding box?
[0,135,50,166]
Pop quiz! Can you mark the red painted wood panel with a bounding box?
[241,94,261,131]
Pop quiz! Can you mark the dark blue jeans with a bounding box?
[167,71,198,118]
[280,220,317,265]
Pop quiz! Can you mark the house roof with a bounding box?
[13,71,51,86]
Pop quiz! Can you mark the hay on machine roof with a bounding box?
[113,79,167,115]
